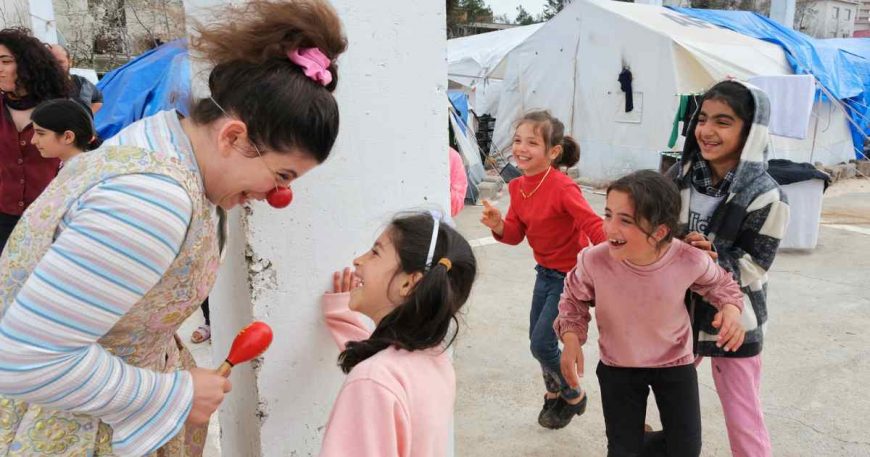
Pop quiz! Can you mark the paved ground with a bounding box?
[179,311,222,456]
[192,178,870,456]
[452,179,870,456]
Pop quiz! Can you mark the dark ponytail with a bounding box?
[31,99,98,151]
[338,213,477,374]
[515,110,580,168]
[556,135,580,168]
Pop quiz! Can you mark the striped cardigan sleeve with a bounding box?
[717,187,790,287]
[0,173,195,456]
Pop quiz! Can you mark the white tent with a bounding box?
[448,97,486,203]
[492,0,855,182]
[448,23,543,115]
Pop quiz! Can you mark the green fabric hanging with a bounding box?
[668,95,689,148]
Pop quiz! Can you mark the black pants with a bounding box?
[597,361,701,457]
[201,297,210,326]
[0,213,21,256]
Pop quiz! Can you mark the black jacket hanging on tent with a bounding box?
[618,68,633,112]
[681,95,700,136]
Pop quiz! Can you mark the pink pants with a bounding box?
[698,355,772,457]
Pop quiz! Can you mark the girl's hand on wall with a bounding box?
[685,231,718,261]
[712,304,745,352]
[559,333,584,389]
[480,199,504,235]
[331,267,360,293]
[187,367,232,425]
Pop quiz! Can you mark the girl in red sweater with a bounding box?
[481,110,605,429]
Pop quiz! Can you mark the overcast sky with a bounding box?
[488,0,548,20]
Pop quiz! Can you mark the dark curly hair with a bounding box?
[0,28,69,101]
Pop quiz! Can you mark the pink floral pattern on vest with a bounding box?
[0,145,225,456]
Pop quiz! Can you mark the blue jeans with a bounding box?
[530,265,582,400]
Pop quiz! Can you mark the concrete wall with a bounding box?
[0,1,56,43]
[185,0,448,455]
[28,0,57,43]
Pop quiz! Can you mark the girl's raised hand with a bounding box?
[712,304,745,352]
[331,267,360,294]
[480,199,504,234]
[559,332,584,389]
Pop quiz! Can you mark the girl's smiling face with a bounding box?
[695,98,745,170]
[512,122,560,176]
[603,190,667,266]
[348,228,420,323]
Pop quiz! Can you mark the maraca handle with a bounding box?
[217,361,233,378]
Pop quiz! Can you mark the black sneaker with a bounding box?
[540,393,587,430]
[537,395,559,428]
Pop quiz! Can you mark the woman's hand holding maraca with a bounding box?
[480,200,505,236]
[187,367,232,425]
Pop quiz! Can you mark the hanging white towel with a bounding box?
[748,74,816,139]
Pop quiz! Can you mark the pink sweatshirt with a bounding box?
[554,240,744,368]
[320,293,455,457]
[449,147,468,217]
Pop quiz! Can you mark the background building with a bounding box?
[796,0,859,37]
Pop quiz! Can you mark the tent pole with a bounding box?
[810,83,819,164]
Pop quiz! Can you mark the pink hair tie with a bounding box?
[287,47,333,86]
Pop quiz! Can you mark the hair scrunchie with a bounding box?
[287,47,333,86]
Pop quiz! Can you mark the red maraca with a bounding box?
[217,321,274,377]
[266,186,293,208]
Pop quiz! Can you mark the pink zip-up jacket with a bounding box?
[449,147,467,217]
[320,293,455,457]
[554,239,744,368]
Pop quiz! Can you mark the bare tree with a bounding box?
[0,0,31,28]
[54,0,185,71]
[794,0,819,33]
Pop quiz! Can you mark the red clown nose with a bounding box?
[217,321,274,377]
[266,187,293,208]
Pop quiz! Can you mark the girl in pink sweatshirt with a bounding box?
[320,212,477,457]
[555,170,745,457]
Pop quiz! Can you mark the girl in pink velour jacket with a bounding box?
[320,212,477,457]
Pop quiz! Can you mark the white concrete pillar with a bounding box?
[27,0,57,43]
[770,0,796,29]
[186,0,448,455]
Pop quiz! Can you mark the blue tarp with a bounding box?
[448,90,470,127]
[669,8,870,158]
[95,39,191,140]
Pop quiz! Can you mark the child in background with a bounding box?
[480,110,605,429]
[320,212,477,457]
[556,170,746,457]
[449,147,468,217]
[30,98,99,162]
[664,80,789,457]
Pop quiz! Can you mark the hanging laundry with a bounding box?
[668,94,688,148]
[748,74,815,139]
[618,68,634,112]
[681,95,699,136]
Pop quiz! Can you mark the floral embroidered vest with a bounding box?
[0,145,225,456]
